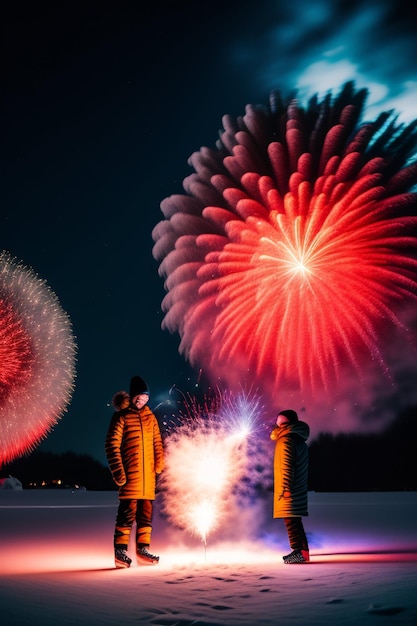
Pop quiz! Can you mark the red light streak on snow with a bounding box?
[310,552,417,564]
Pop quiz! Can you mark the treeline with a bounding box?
[308,406,417,491]
[1,450,115,491]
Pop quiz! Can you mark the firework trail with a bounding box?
[152,82,417,422]
[160,389,264,547]
[0,252,76,466]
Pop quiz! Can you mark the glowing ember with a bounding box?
[0,252,77,466]
[152,82,417,405]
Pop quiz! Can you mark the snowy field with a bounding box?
[0,489,416,625]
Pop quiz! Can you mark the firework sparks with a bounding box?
[152,82,417,412]
[160,390,262,546]
[0,252,77,466]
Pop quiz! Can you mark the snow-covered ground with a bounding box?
[0,489,416,625]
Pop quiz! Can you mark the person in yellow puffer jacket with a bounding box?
[270,409,310,564]
[105,375,164,569]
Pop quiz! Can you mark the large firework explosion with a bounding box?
[0,252,76,466]
[152,82,417,428]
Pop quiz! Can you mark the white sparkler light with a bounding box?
[160,389,264,547]
[219,389,264,438]
[190,499,217,545]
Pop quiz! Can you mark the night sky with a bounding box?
[2,0,417,466]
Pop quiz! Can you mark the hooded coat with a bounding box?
[105,391,164,500]
[270,420,309,518]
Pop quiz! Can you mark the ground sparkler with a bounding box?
[160,388,263,556]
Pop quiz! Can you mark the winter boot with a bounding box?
[115,548,132,569]
[136,546,159,565]
[283,549,310,564]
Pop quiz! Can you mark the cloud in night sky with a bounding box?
[231,0,417,125]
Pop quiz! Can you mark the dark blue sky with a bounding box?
[2,0,416,465]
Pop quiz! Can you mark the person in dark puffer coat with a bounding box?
[270,409,310,564]
[105,375,164,568]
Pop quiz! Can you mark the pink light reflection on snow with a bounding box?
[1,491,416,576]
[2,537,416,577]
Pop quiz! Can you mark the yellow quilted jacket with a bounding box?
[270,421,309,518]
[105,392,164,499]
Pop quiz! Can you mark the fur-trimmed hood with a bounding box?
[112,390,130,411]
[270,420,309,442]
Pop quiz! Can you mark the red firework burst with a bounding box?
[152,82,417,401]
[0,252,76,466]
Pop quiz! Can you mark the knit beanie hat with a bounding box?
[129,375,149,399]
[278,409,298,423]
